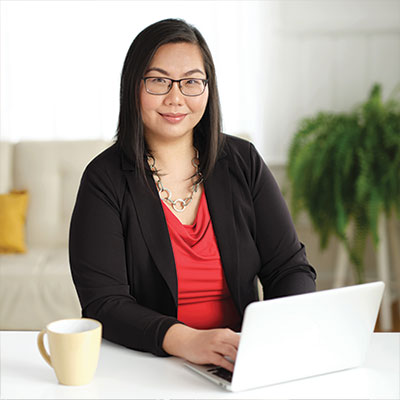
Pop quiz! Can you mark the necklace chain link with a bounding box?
[147,148,203,213]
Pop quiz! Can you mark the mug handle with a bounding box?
[37,330,52,367]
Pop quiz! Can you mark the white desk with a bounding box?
[1,331,399,399]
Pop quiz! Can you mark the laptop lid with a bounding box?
[185,281,384,392]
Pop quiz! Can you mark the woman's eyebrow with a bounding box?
[145,67,170,75]
[183,69,206,76]
[145,67,206,76]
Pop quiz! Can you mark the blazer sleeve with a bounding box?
[69,162,179,357]
[248,143,317,299]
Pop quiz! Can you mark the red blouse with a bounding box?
[161,190,240,330]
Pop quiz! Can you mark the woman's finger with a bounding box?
[218,328,240,349]
[211,353,235,372]
[212,343,238,362]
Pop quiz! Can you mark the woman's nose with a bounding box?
[164,82,184,106]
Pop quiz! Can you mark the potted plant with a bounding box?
[287,83,400,283]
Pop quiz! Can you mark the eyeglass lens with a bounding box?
[145,78,206,96]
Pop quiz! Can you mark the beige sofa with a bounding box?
[0,140,111,330]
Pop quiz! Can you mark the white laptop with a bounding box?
[184,281,384,392]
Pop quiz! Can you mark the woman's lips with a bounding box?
[159,113,187,123]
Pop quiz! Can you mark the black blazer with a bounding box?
[69,134,316,356]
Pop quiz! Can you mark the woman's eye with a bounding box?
[150,77,167,84]
[185,79,201,86]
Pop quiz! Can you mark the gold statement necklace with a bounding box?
[147,148,203,213]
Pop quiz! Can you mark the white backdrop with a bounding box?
[1,0,399,164]
[0,1,268,147]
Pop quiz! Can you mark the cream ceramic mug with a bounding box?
[37,318,102,385]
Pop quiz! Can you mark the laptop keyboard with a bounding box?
[207,366,233,383]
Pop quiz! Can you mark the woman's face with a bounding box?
[140,42,209,145]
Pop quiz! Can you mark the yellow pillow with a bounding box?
[0,190,29,253]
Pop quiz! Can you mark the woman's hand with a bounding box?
[162,324,240,372]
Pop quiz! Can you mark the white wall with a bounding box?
[263,0,400,163]
[1,0,399,164]
[0,1,266,146]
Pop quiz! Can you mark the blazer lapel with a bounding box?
[204,157,240,309]
[123,168,178,306]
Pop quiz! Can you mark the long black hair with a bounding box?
[116,18,224,184]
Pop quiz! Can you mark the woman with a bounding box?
[69,18,316,373]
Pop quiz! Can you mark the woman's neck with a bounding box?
[146,134,197,180]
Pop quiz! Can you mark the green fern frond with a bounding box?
[287,82,400,283]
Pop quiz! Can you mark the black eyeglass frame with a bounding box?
[142,77,209,97]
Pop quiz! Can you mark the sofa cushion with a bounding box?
[0,142,13,193]
[0,247,81,330]
[13,141,111,247]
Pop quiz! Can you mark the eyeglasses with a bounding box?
[142,77,208,96]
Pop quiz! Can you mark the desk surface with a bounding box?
[1,331,399,399]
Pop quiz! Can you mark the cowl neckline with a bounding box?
[161,190,210,247]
